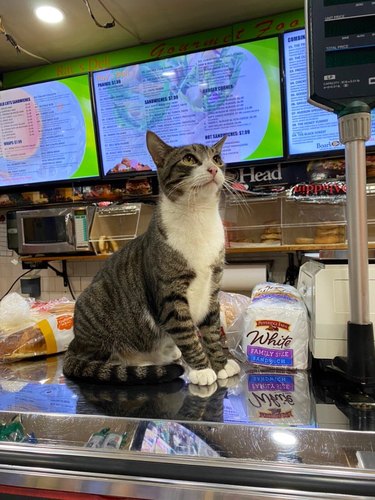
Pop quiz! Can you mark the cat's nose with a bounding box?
[208,166,218,177]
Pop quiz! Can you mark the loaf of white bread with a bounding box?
[239,283,309,370]
[0,294,74,361]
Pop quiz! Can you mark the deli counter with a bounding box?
[0,354,375,499]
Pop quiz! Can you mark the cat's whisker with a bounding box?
[222,180,253,219]
[188,184,203,210]
[188,175,222,210]
[222,180,244,201]
[166,177,191,198]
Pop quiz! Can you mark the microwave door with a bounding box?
[18,212,76,254]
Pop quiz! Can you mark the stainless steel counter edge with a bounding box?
[0,440,374,498]
[0,467,370,500]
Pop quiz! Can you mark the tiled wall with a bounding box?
[40,260,105,301]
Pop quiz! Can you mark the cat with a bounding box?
[63,131,240,386]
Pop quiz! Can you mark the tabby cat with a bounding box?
[63,131,240,386]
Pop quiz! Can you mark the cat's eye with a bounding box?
[213,154,223,165]
[183,154,197,165]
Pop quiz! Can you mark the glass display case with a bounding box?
[281,197,346,247]
[223,196,282,248]
[0,354,374,499]
[89,203,154,255]
[223,192,375,250]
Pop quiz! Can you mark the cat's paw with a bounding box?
[189,368,217,386]
[217,374,240,389]
[217,359,241,380]
[188,382,217,398]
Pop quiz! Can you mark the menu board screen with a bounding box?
[92,37,284,175]
[283,28,375,156]
[0,75,100,188]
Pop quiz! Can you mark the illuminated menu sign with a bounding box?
[92,37,284,175]
[283,29,375,156]
[0,75,99,187]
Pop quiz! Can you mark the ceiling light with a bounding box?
[35,5,64,24]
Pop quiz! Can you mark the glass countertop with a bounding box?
[0,354,375,499]
[0,354,374,432]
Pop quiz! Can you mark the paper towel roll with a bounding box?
[221,264,267,292]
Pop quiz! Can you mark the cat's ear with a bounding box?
[212,135,227,153]
[146,131,172,169]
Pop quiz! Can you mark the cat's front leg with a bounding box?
[161,298,216,386]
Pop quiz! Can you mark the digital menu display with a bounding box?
[283,29,375,157]
[92,37,284,175]
[0,75,100,188]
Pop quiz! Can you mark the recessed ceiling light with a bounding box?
[35,5,64,24]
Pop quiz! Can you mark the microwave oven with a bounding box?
[15,206,95,255]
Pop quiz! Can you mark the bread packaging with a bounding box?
[238,282,309,370]
[0,293,74,362]
[246,370,314,426]
[219,291,252,332]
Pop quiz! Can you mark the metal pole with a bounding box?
[345,140,370,323]
[334,105,375,384]
[339,110,371,324]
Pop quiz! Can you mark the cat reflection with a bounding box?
[66,377,239,422]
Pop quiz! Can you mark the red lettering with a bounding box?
[203,38,219,47]
[179,43,189,53]
[235,28,245,40]
[255,19,273,37]
[276,22,285,31]
[223,34,231,43]
[192,41,200,48]
[167,46,175,55]
[150,43,166,58]
[290,19,300,28]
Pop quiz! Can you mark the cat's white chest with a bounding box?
[161,201,224,325]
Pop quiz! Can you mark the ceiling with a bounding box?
[0,0,303,76]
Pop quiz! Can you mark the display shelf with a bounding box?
[223,192,375,249]
[18,242,375,262]
[20,254,108,263]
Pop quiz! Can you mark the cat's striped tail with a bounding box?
[62,351,184,385]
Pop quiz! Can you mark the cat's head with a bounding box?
[146,131,226,202]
